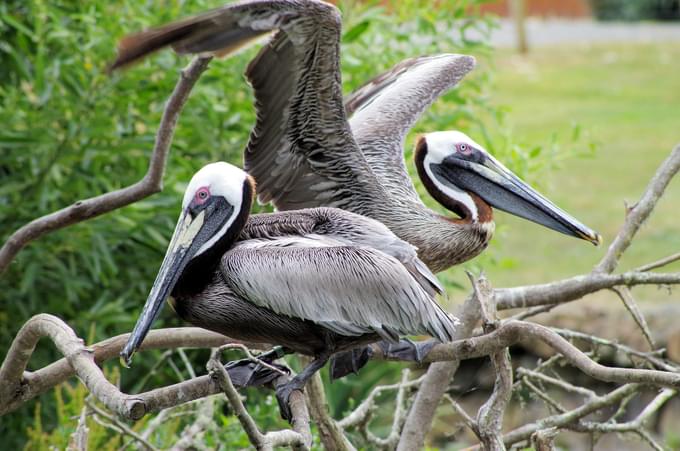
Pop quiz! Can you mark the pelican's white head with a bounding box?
[415,130,601,244]
[121,161,255,366]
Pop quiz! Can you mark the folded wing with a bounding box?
[221,236,457,343]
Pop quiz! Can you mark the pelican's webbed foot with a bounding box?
[379,338,437,362]
[329,346,373,380]
[329,339,437,380]
[225,346,292,387]
[275,355,329,422]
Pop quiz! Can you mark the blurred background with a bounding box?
[1,0,679,448]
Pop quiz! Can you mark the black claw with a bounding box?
[275,380,304,422]
[329,346,373,380]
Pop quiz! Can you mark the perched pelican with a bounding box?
[111,0,601,275]
[112,0,600,377]
[121,162,457,419]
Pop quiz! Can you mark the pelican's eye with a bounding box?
[195,187,210,204]
[458,143,471,154]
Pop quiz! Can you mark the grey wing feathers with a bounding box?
[110,0,392,215]
[346,54,476,202]
[221,240,457,343]
[241,207,443,296]
[243,7,381,212]
[111,1,292,70]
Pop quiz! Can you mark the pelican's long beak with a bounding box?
[121,210,208,366]
[442,155,601,245]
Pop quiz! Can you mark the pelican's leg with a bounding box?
[329,339,437,380]
[225,346,293,387]
[275,354,329,422]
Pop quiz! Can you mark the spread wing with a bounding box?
[346,54,476,201]
[221,235,457,343]
[111,0,383,212]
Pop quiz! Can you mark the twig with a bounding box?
[443,394,480,438]
[66,404,89,451]
[612,287,657,350]
[502,383,640,446]
[570,388,675,434]
[177,348,197,379]
[521,378,567,414]
[359,369,414,449]
[595,144,680,274]
[550,328,679,372]
[635,251,680,272]
[505,304,556,322]
[169,395,216,451]
[338,374,424,430]
[0,56,213,274]
[87,399,159,451]
[516,368,596,399]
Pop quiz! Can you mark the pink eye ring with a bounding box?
[458,143,471,154]
[195,187,210,203]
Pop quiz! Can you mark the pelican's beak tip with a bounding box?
[589,232,603,246]
[119,352,133,369]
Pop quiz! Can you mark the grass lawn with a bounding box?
[462,42,680,298]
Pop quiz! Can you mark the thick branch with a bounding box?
[1,321,267,416]
[304,370,354,451]
[470,274,511,450]
[397,291,481,451]
[7,315,680,423]
[495,270,680,310]
[0,56,212,274]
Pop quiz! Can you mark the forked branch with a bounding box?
[0,56,212,274]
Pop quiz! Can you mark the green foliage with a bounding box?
[0,0,557,447]
[22,367,302,450]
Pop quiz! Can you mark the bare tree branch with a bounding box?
[531,428,558,451]
[635,251,680,272]
[550,328,679,372]
[502,383,640,446]
[0,56,212,274]
[0,318,268,416]
[303,368,355,451]
[397,289,481,451]
[516,368,596,400]
[207,352,311,451]
[495,270,680,310]
[595,144,680,274]
[612,286,657,350]
[66,404,90,451]
[7,313,680,428]
[169,395,216,451]
[469,273,512,450]
[87,398,159,451]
